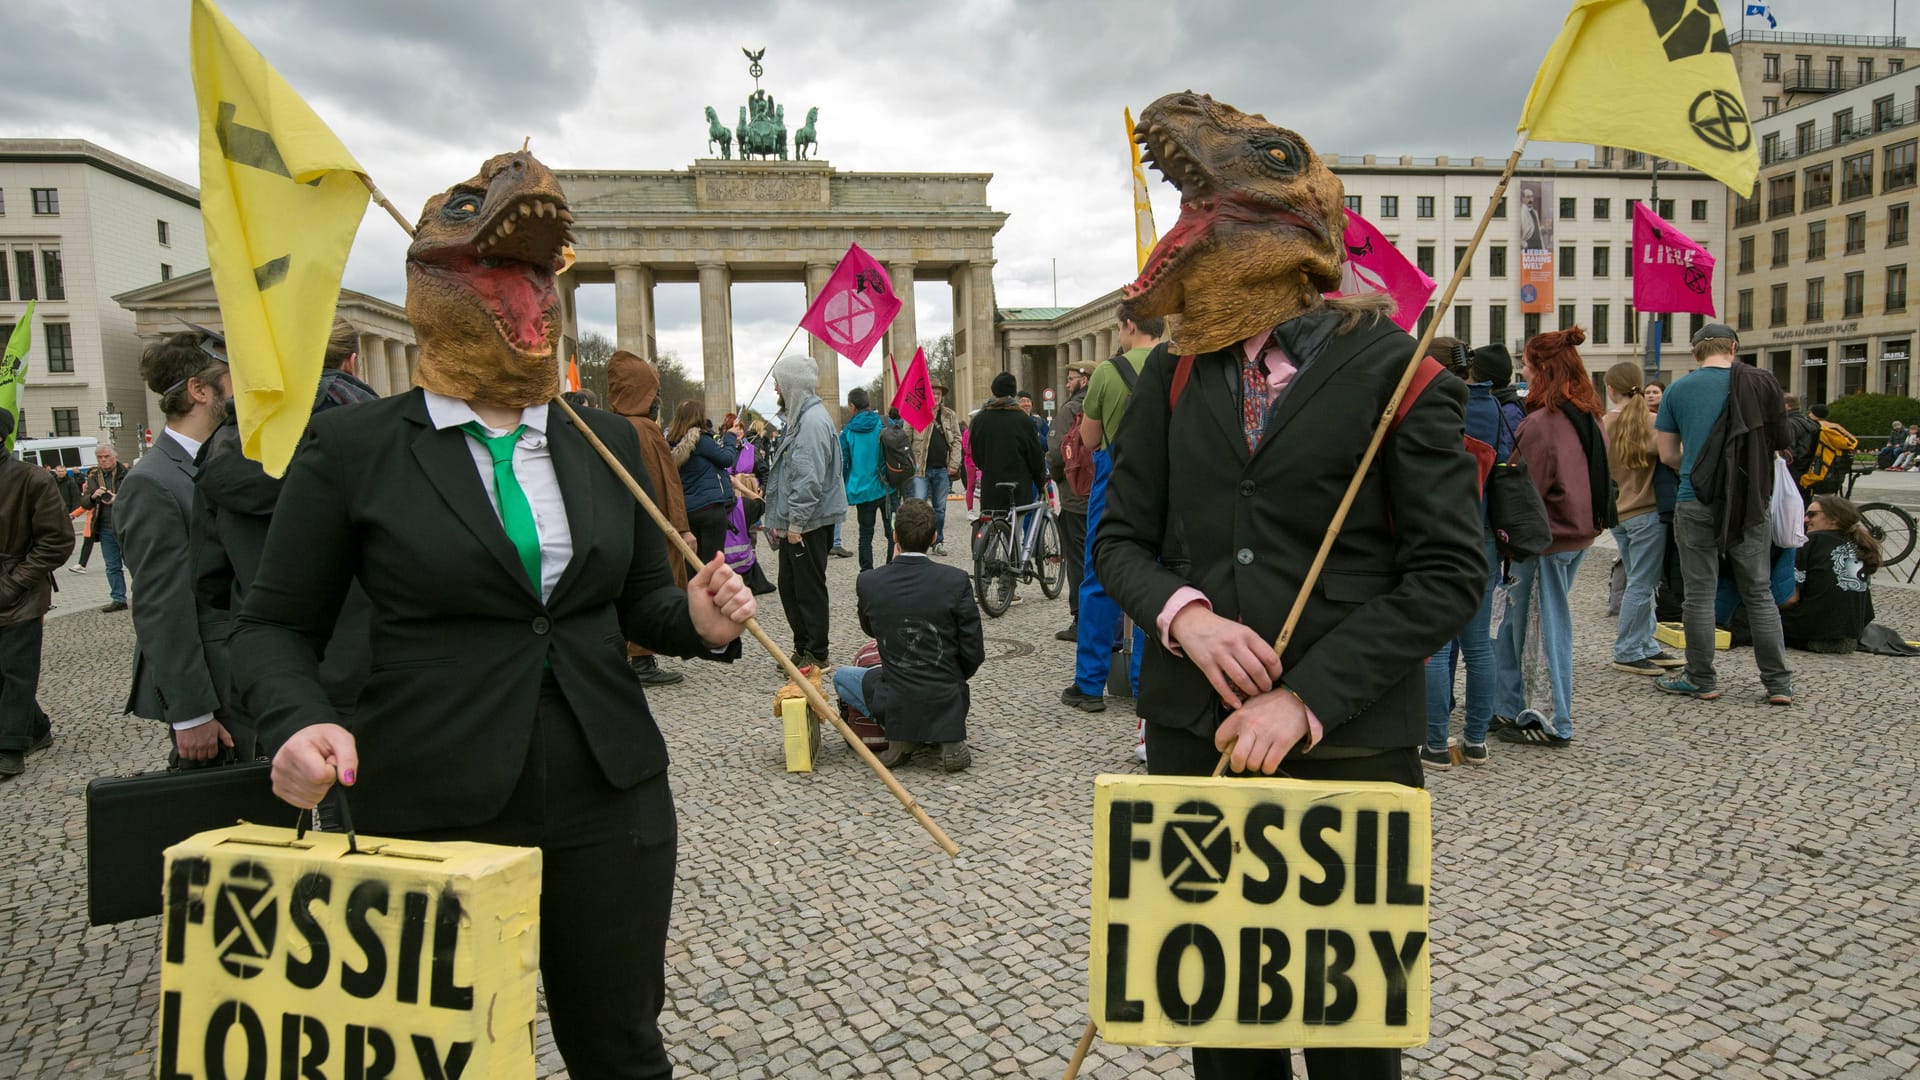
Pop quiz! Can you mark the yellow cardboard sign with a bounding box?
[159,823,542,1078]
[1090,775,1431,1048]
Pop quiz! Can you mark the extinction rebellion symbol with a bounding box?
[1689,90,1752,152]
[212,861,276,979]
[1160,801,1231,902]
[821,289,876,349]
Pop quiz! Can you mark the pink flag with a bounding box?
[1632,202,1716,316]
[1327,209,1437,331]
[798,242,902,366]
[893,347,936,433]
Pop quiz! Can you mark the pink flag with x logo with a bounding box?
[798,243,902,366]
[1326,209,1436,331]
[1631,201,1716,316]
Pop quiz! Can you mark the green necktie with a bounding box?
[460,422,542,594]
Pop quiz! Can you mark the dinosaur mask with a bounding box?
[406,151,575,407]
[1124,92,1348,355]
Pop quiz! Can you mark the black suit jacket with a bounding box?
[232,389,736,834]
[117,432,232,725]
[1093,314,1486,749]
[855,555,983,744]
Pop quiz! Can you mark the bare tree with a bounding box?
[654,352,702,418]
[922,333,955,393]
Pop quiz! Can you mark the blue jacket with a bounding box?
[678,431,738,512]
[839,409,888,505]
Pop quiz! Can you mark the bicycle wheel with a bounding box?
[1860,502,1917,566]
[1033,512,1066,599]
[973,519,1015,617]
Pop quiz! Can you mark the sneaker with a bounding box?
[67,565,87,574]
[1489,714,1516,734]
[1766,689,1794,706]
[1646,651,1685,668]
[0,750,21,778]
[1060,685,1106,713]
[830,546,854,559]
[933,542,947,556]
[939,741,972,772]
[1135,718,1148,764]
[1462,741,1490,765]
[100,600,128,613]
[1655,674,1721,700]
[1496,720,1571,748]
[1418,741,1459,771]
[1055,621,1079,642]
[1612,657,1665,676]
[1008,591,1024,607]
[877,741,919,768]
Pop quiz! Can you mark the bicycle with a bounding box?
[972,481,1064,617]
[1837,463,1917,570]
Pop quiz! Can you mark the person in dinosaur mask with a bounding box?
[1093,93,1487,1080]
[231,150,755,1078]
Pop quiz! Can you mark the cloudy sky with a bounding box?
[2,0,1903,409]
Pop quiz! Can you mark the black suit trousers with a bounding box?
[0,617,48,753]
[1147,724,1421,1080]
[777,524,834,659]
[404,679,677,1079]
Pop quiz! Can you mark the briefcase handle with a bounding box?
[293,776,360,854]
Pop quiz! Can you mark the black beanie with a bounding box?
[991,371,1017,398]
[1470,344,1514,388]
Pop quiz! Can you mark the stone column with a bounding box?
[697,262,734,421]
[888,260,918,408]
[804,260,840,416]
[386,339,410,397]
[970,262,998,407]
[1101,328,1116,360]
[613,264,655,355]
[358,333,388,391]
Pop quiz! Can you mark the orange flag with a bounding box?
[566,354,581,393]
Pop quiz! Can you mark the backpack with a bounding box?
[880,423,916,491]
[1797,420,1858,493]
[1062,407,1095,497]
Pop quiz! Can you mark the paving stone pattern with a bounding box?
[3,527,1918,1078]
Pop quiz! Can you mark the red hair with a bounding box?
[1522,328,1602,418]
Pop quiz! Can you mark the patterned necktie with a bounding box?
[459,422,542,593]
[1240,332,1299,454]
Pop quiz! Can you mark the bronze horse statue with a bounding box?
[795,107,819,160]
[704,106,732,159]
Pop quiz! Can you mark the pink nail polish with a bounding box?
[341,769,356,785]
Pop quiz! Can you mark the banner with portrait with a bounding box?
[1517,178,1555,315]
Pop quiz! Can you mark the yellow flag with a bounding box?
[1518,0,1757,195]
[1125,106,1158,273]
[191,0,369,476]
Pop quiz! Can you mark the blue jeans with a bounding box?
[832,664,871,717]
[1425,531,1498,750]
[1494,549,1586,739]
[1612,513,1666,663]
[99,526,126,604]
[854,498,885,570]
[1074,450,1126,696]
[911,468,951,542]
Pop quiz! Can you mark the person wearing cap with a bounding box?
[1046,358,1096,641]
[1653,322,1795,705]
[116,331,253,765]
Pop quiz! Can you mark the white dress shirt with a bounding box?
[423,391,575,602]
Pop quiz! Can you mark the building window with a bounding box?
[1768,174,1795,218]
[30,188,58,215]
[1844,271,1866,317]
[157,220,170,246]
[1691,198,1709,222]
[1661,317,1674,344]
[1836,108,1856,138]
[1827,56,1842,82]
[13,250,36,300]
[1807,220,1827,260]
[1846,211,1867,253]
[1344,194,1362,214]
[1889,265,1909,312]
[1415,244,1435,277]
[1762,132,1782,164]
[1628,197,1641,215]
[1523,312,1542,342]
[1796,120,1817,156]
[1771,229,1790,268]
[160,263,172,281]
[1492,198,1507,219]
[1885,139,1917,191]
[1658,198,1674,219]
[1891,202,1911,245]
[1488,245,1507,277]
[1418,306,1434,336]
[1592,304,1610,344]
[0,189,5,215]
[1626,150,1647,169]
[1860,58,1875,81]
[1454,195,1471,218]
[1806,277,1826,322]
[1453,304,1471,341]
[1455,244,1471,277]
[1764,97,1779,117]
[1738,236,1755,273]
[1379,195,1399,218]
[1737,289,1754,331]
[1875,95,1899,131]
[1593,198,1610,220]
[1558,303,1575,330]
[1489,304,1506,345]
[1735,193,1762,226]
[1770,284,1788,325]
[1794,55,1811,82]
[1842,151,1875,199]
[1559,245,1576,277]
[41,249,62,301]
[51,408,79,437]
[1763,53,1780,81]
[0,253,8,301]
[1625,303,1639,344]
[1894,58,1908,74]
[1559,196,1576,220]
[1804,163,1833,209]
[45,323,73,373]
[1624,244,1634,278]
[1687,313,1703,341]
[1415,195,1434,219]
[1594,245,1611,277]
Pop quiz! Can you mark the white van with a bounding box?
[13,436,100,470]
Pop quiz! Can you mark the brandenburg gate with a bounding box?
[556,159,1008,418]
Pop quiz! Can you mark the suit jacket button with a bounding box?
[1236,548,1254,565]
[1239,480,1256,496]
[532,616,551,635]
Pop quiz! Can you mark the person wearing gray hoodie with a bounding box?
[763,355,847,667]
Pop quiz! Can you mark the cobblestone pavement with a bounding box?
[4,516,1918,1079]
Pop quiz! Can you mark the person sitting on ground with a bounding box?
[831,498,984,772]
[1781,495,1882,652]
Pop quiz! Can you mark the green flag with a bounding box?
[1,300,32,453]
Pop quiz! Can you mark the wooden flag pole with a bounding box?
[551,396,962,857]
[359,175,414,238]
[741,323,806,416]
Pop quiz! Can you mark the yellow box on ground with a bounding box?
[782,696,820,772]
[159,823,541,1078]
[1655,621,1730,651]
[1090,775,1431,1049]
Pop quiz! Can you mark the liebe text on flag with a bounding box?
[1631,201,1717,316]
[1328,210,1437,332]
[894,347,936,433]
[798,243,902,366]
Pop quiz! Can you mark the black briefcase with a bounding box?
[84,760,295,926]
